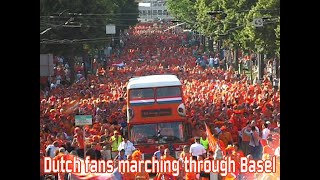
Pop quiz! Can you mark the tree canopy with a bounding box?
[166,0,280,57]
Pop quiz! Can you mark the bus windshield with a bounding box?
[130,88,154,99]
[130,122,184,145]
[156,86,181,98]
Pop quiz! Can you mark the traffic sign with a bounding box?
[75,115,93,126]
[106,24,116,34]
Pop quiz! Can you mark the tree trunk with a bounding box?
[202,35,206,51]
[114,27,121,49]
[234,46,239,71]
[82,50,89,79]
[275,57,280,78]
[257,53,264,80]
[69,47,75,83]
[208,38,214,52]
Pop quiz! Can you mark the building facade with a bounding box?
[138,0,173,22]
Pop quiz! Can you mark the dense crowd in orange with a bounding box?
[40,22,280,180]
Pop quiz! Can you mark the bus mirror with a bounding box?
[177,103,186,117]
[127,108,134,121]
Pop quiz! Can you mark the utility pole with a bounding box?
[257,53,264,81]
[250,60,253,84]
[234,45,239,71]
[151,0,153,20]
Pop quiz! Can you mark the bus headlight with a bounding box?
[177,103,186,117]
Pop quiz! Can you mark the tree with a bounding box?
[239,0,280,56]
[166,0,197,28]
[109,0,139,47]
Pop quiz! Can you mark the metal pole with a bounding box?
[83,126,86,158]
[235,46,239,71]
[151,0,153,20]
[48,54,51,85]
[250,60,253,84]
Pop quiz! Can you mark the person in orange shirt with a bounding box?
[230,143,244,179]
[241,121,251,156]
[134,161,150,180]
[185,162,197,180]
[120,154,135,180]
[178,145,190,180]
[74,127,85,159]
[263,136,275,156]
[199,151,214,180]
[219,126,233,147]
[127,150,145,180]
[226,121,239,144]
[155,148,176,180]
[242,154,256,180]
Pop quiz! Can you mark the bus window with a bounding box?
[130,88,154,99]
[156,86,181,98]
[158,122,184,143]
[130,122,184,144]
[131,124,157,144]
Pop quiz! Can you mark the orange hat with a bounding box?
[132,150,142,161]
[225,173,237,180]
[225,145,234,153]
[220,126,227,131]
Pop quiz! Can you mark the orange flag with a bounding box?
[64,99,80,115]
[204,122,219,153]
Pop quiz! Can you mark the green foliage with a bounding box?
[166,0,197,28]
[243,0,280,54]
[167,0,280,57]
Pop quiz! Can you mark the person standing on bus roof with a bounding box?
[109,130,122,159]
[190,137,206,160]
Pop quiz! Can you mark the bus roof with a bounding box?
[127,74,182,89]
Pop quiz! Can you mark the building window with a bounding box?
[142,10,147,15]
[153,10,157,15]
[139,10,142,16]
[158,10,162,15]
[163,10,168,16]
[148,10,151,15]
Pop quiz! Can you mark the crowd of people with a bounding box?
[40,21,280,180]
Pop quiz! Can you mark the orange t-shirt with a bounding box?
[219,131,233,147]
[123,171,136,180]
[134,172,150,180]
[260,139,267,147]
[263,145,274,155]
[76,135,84,149]
[185,171,197,180]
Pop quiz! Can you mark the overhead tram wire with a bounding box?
[43,8,279,17]
[40,37,123,44]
